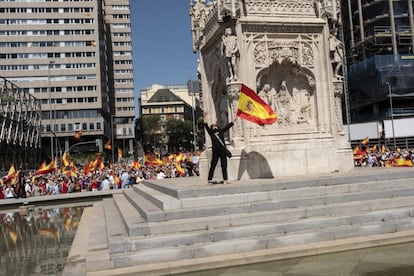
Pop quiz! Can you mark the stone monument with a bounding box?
[190,0,353,180]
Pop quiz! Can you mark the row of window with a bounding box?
[115,88,134,94]
[46,122,133,136]
[142,106,184,114]
[0,29,94,36]
[42,109,99,120]
[7,74,97,83]
[0,63,96,71]
[41,97,97,106]
[116,97,134,103]
[0,41,97,47]
[115,60,132,65]
[31,85,96,93]
[27,86,132,94]
[0,18,94,24]
[0,52,96,59]
[0,7,93,13]
[46,122,102,133]
[116,107,134,112]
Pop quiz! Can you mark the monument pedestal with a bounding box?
[191,0,353,180]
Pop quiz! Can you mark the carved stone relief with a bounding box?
[252,35,318,70]
[256,63,317,133]
[244,0,316,17]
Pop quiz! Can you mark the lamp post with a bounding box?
[189,79,197,152]
[48,61,54,159]
[386,82,397,149]
[111,115,115,164]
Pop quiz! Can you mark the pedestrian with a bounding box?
[101,176,111,190]
[204,115,236,184]
[121,170,130,189]
[5,183,16,199]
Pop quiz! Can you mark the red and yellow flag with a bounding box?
[236,84,277,125]
[104,138,112,150]
[73,130,82,141]
[131,159,141,170]
[37,159,57,175]
[361,137,369,145]
[62,151,70,167]
[3,164,17,184]
[144,153,162,166]
[117,147,123,160]
[175,163,185,176]
[83,160,93,175]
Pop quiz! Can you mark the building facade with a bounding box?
[0,0,135,162]
[139,83,202,154]
[341,0,414,148]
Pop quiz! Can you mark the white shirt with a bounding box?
[157,171,166,179]
[101,179,111,190]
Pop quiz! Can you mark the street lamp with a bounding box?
[386,82,397,149]
[48,61,54,159]
[189,79,197,152]
[111,115,115,164]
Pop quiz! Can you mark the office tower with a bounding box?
[341,0,414,127]
[0,0,135,161]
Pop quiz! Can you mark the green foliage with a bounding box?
[166,119,193,151]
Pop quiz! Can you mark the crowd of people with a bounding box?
[0,152,200,200]
[1,144,413,200]
[353,145,413,167]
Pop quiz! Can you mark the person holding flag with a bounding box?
[204,113,237,185]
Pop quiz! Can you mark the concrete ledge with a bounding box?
[86,230,414,276]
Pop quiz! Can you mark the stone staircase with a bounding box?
[82,168,414,275]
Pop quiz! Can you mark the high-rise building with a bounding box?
[0,0,135,161]
[342,0,414,122]
[341,0,414,147]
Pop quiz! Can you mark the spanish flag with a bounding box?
[73,130,82,141]
[361,137,369,145]
[237,84,277,125]
[175,162,185,176]
[144,153,162,166]
[117,147,123,160]
[62,151,70,167]
[3,164,17,184]
[104,138,112,150]
[83,160,93,175]
[37,159,57,175]
[131,159,141,170]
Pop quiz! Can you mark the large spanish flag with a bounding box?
[3,164,17,184]
[37,159,57,175]
[236,84,277,125]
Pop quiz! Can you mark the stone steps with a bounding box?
[115,176,414,237]
[109,209,414,267]
[96,168,414,271]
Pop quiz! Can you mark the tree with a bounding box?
[141,115,160,152]
[166,119,193,152]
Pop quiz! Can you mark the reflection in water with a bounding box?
[0,205,85,276]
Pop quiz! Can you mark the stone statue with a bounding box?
[329,32,344,79]
[221,28,239,82]
[274,80,293,125]
[257,84,277,107]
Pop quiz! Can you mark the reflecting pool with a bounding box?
[178,241,414,275]
[0,204,86,276]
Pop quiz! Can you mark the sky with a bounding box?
[130,1,199,96]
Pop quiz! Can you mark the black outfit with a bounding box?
[204,122,234,181]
